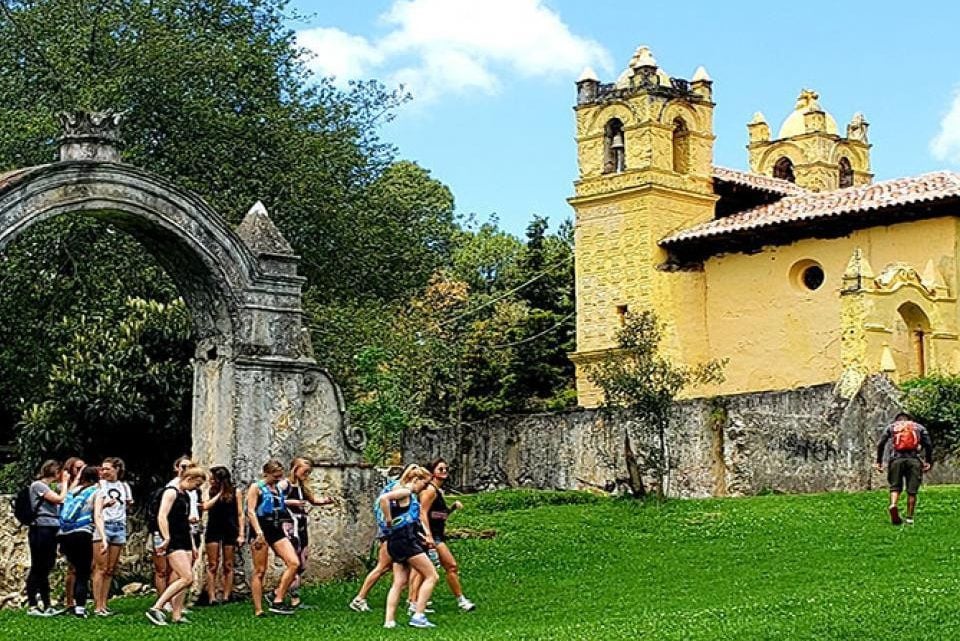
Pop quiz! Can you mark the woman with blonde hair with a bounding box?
[380,465,438,629]
[246,459,299,616]
[92,456,133,616]
[145,466,206,626]
[349,464,417,613]
[202,465,245,605]
[284,456,334,608]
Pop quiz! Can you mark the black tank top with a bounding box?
[207,491,239,532]
[427,483,449,539]
[164,488,191,540]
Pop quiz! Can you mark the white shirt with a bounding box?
[98,480,133,522]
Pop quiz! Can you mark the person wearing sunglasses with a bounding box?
[413,458,476,612]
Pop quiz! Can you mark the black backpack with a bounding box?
[12,485,42,527]
[146,486,171,533]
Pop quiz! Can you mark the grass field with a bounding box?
[1,487,959,640]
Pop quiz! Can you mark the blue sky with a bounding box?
[288,0,960,236]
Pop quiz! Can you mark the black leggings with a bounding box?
[58,531,93,608]
[26,526,59,608]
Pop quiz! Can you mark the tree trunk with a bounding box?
[624,433,646,498]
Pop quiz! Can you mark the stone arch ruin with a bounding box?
[0,112,375,580]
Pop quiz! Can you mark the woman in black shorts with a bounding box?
[203,466,245,605]
[381,465,438,629]
[146,466,206,626]
[284,457,334,608]
[418,458,476,611]
[246,460,300,617]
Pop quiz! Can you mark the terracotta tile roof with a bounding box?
[663,171,960,246]
[712,166,809,196]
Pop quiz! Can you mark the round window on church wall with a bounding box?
[790,259,825,292]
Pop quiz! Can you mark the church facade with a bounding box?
[570,47,960,406]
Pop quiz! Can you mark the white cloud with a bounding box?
[931,89,960,163]
[296,0,611,103]
[296,27,384,81]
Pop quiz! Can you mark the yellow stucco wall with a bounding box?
[698,217,959,397]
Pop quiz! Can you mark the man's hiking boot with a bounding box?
[889,505,902,525]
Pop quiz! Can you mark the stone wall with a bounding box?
[404,375,960,497]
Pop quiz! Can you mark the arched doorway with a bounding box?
[0,113,374,579]
[893,302,931,379]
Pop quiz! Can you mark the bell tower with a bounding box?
[747,89,872,191]
[569,46,716,406]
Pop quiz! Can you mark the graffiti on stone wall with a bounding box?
[776,433,838,462]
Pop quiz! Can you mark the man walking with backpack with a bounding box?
[874,412,934,525]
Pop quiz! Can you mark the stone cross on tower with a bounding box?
[57,110,124,162]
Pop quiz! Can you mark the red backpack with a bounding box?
[892,421,920,452]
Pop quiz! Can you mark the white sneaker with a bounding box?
[26,606,45,617]
[407,602,435,615]
[349,597,370,612]
[383,621,397,629]
[458,597,476,612]
[409,613,436,629]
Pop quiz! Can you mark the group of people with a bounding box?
[21,452,475,630]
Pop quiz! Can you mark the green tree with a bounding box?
[900,374,960,455]
[585,310,725,498]
[11,297,193,489]
[0,0,457,463]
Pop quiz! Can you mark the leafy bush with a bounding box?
[461,488,603,514]
[900,374,960,454]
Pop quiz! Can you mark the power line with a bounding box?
[481,312,575,351]
[440,253,573,328]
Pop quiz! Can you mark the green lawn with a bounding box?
[2,487,959,640]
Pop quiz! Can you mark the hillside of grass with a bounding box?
[2,487,959,640]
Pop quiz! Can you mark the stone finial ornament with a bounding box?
[235,200,295,256]
[795,89,822,112]
[57,110,124,162]
[847,112,869,142]
[692,65,711,83]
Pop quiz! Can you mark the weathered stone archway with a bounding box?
[0,113,375,581]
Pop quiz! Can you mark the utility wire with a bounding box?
[439,253,573,328]
[480,311,575,351]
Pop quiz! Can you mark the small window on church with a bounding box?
[672,118,689,173]
[773,157,795,183]
[616,304,629,326]
[839,157,854,188]
[603,118,626,174]
[790,259,825,292]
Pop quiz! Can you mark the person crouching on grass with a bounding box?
[146,466,206,626]
[381,465,438,629]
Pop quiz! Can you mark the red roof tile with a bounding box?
[712,166,809,196]
[663,171,960,246]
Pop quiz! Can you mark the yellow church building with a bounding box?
[570,46,960,407]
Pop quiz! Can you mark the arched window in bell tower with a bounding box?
[838,157,854,188]
[773,156,795,183]
[603,118,626,174]
[672,117,690,173]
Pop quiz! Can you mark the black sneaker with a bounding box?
[269,602,295,615]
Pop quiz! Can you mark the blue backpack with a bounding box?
[59,486,97,533]
[374,480,419,535]
[255,480,287,519]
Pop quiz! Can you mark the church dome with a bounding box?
[778,89,838,138]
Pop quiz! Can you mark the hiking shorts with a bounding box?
[888,457,923,495]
